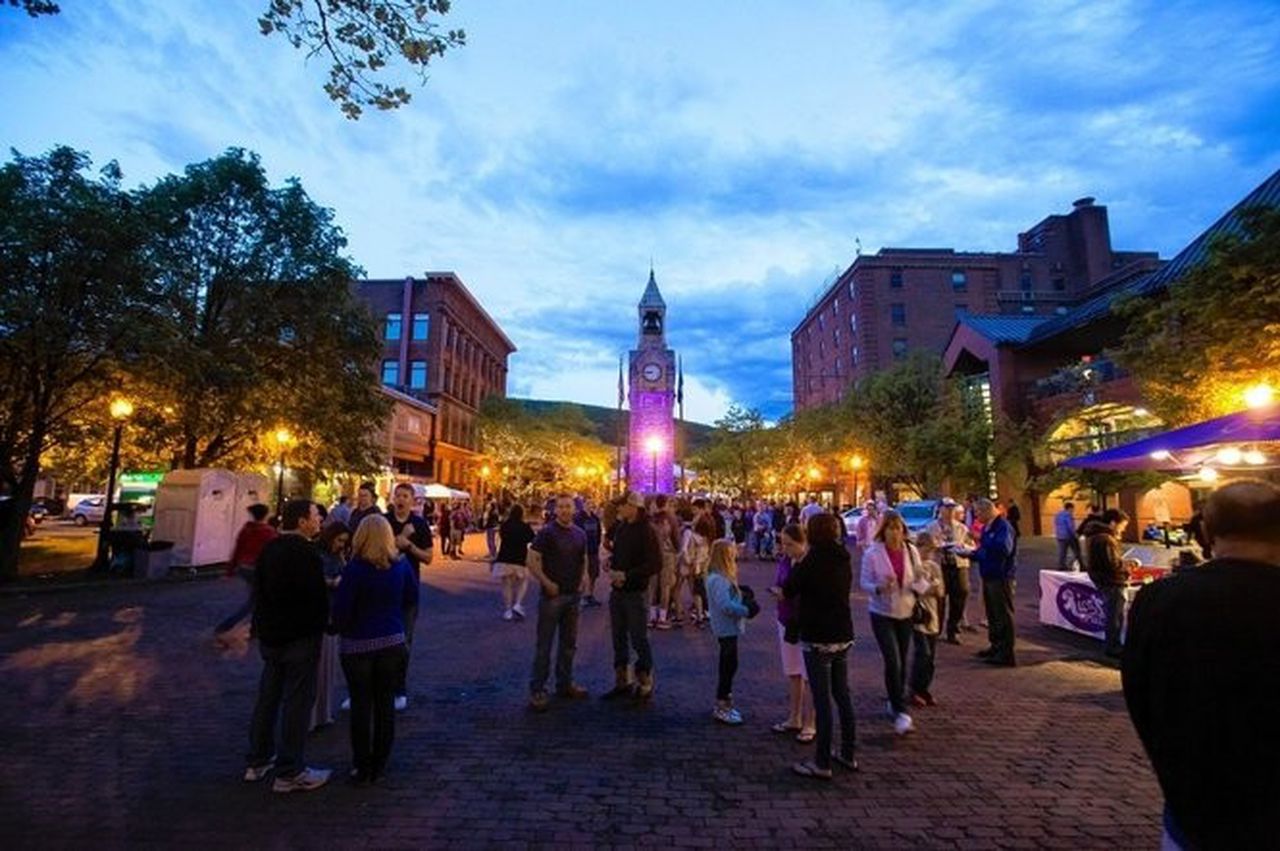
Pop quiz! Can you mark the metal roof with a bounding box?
[955,313,1049,345]
[639,268,666,309]
[1023,168,1280,345]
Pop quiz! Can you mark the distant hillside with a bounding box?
[510,398,715,453]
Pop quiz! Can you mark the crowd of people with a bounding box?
[217,474,1280,851]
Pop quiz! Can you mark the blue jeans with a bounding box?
[248,634,321,777]
[910,631,937,696]
[531,592,581,693]
[609,589,653,674]
[485,527,498,559]
[803,647,856,771]
[870,613,913,714]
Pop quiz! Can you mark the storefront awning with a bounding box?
[1060,403,1280,471]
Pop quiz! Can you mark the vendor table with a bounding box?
[1037,569,1167,642]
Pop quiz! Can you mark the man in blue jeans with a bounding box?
[245,499,331,793]
[601,491,662,701]
[968,498,1017,667]
[527,494,590,711]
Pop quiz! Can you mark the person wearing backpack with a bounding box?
[705,540,752,725]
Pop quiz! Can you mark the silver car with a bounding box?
[70,496,107,526]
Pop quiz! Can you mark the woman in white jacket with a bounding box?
[860,509,923,735]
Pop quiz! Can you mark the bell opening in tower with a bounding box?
[642,311,662,335]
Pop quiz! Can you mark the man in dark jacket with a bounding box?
[969,498,1017,666]
[245,499,331,793]
[1122,479,1280,850]
[1082,508,1133,658]
[602,491,662,701]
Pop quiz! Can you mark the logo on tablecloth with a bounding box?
[1056,582,1105,632]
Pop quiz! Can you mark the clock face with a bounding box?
[642,364,661,382]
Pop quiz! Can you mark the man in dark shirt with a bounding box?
[574,498,604,607]
[602,491,662,701]
[386,482,433,711]
[1123,479,1280,850]
[348,481,382,531]
[245,499,330,793]
[526,494,590,710]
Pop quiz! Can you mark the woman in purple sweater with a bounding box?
[768,523,815,743]
[332,515,419,786]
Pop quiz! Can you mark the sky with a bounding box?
[3,0,1279,423]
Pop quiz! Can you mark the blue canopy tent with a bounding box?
[1060,403,1280,472]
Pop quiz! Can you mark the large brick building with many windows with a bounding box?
[356,274,516,494]
[791,198,1160,410]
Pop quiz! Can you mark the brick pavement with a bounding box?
[0,536,1162,849]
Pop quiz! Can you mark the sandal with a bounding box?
[791,760,833,780]
[795,729,816,743]
[830,752,859,771]
[771,721,801,734]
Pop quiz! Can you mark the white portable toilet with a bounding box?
[235,472,272,520]
[151,469,240,567]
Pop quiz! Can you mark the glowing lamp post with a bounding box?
[272,427,294,519]
[1244,383,1275,410]
[93,397,134,571]
[849,454,865,505]
[645,435,664,493]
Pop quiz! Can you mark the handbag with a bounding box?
[907,545,930,625]
[739,584,762,620]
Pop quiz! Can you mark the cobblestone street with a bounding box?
[0,537,1162,849]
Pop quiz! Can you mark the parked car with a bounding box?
[70,496,107,526]
[28,503,48,524]
[895,499,941,534]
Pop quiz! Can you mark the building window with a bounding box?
[848,281,856,298]
[1021,305,1036,314]
[818,314,825,331]
[890,269,903,289]
[892,338,908,360]
[851,345,859,365]
[385,312,402,341]
[412,312,429,340]
[1020,271,1033,291]
[849,313,857,333]
[891,303,906,326]
[406,414,421,434]
[951,269,967,291]
[833,296,839,312]
[409,361,427,390]
[381,360,399,386]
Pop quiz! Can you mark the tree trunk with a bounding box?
[0,435,44,583]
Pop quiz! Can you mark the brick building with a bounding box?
[791,198,1159,410]
[356,274,516,495]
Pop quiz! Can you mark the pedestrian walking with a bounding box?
[450,502,468,556]
[651,495,682,629]
[968,498,1017,667]
[348,482,382,531]
[783,513,857,780]
[601,492,661,701]
[927,499,973,644]
[1122,479,1280,850]
[1082,508,1136,658]
[214,503,277,644]
[527,495,590,711]
[332,515,418,786]
[705,540,750,725]
[681,512,714,626]
[767,523,815,743]
[385,483,432,711]
[311,522,350,731]
[1054,501,1083,571]
[493,504,535,621]
[244,500,331,793]
[483,499,501,561]
[439,502,453,558]
[574,498,604,607]
[907,532,945,709]
[860,509,922,735]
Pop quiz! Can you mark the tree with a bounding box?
[476,398,614,503]
[0,147,151,581]
[133,148,389,478]
[1116,205,1280,425]
[5,0,465,120]
[688,405,774,497]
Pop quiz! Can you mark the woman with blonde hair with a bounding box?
[705,539,751,725]
[331,514,419,786]
[860,509,923,736]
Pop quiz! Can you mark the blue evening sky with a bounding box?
[3,1,1278,422]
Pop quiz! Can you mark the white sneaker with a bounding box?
[512,604,526,620]
[712,706,744,726]
[394,695,408,712]
[340,697,351,711]
[893,713,914,735]
[502,608,514,621]
[243,759,275,782]
[271,766,331,793]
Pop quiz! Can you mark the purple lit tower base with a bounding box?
[628,392,675,495]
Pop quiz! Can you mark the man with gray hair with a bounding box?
[1122,479,1280,850]
[966,498,1017,666]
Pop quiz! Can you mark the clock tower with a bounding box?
[628,269,676,494]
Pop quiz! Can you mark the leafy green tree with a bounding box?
[1116,205,1280,425]
[688,405,774,497]
[0,147,151,581]
[133,148,389,478]
[6,0,465,120]
[477,398,614,502]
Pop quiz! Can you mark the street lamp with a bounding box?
[93,397,134,571]
[849,454,865,505]
[272,427,293,519]
[645,435,663,493]
[1244,383,1275,410]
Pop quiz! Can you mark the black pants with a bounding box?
[803,647,856,771]
[248,634,321,777]
[716,636,738,701]
[982,578,1017,661]
[397,604,417,698]
[941,563,969,639]
[870,613,913,714]
[910,631,937,696]
[609,589,653,673]
[341,645,407,777]
[1100,584,1125,654]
